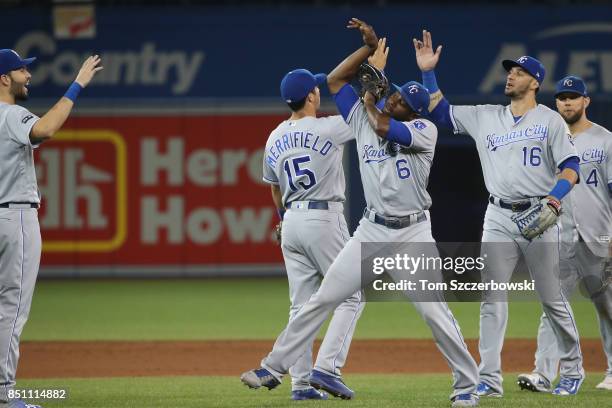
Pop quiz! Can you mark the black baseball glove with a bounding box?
[357,63,389,102]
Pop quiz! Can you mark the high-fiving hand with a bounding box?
[413,30,442,72]
[368,38,389,71]
[347,18,378,50]
[75,55,103,88]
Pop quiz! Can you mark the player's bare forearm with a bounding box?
[270,184,283,210]
[30,98,75,142]
[558,168,579,186]
[428,90,444,112]
[328,45,375,94]
[328,18,378,94]
[363,92,390,137]
[30,55,102,143]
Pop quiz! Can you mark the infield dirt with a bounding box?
[18,339,606,378]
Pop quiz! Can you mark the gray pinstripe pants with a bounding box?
[0,209,41,402]
[280,202,364,390]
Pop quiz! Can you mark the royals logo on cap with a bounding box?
[502,55,546,85]
[555,75,587,97]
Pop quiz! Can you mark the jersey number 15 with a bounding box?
[284,156,317,191]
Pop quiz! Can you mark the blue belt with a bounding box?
[286,201,329,210]
[364,208,426,229]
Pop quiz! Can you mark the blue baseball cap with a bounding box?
[555,75,587,97]
[391,81,430,115]
[502,56,545,85]
[280,69,327,103]
[0,49,36,75]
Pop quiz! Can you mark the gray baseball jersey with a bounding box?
[346,99,437,216]
[0,102,40,204]
[448,103,583,394]
[0,102,42,403]
[257,87,479,400]
[262,115,353,205]
[451,104,577,201]
[560,122,612,257]
[261,114,364,392]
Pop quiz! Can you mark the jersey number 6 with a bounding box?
[396,159,411,179]
[284,155,317,191]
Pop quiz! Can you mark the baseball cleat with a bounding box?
[475,382,501,397]
[8,400,43,408]
[517,373,552,392]
[240,367,281,390]
[309,369,354,399]
[595,375,612,390]
[451,393,479,407]
[552,377,583,396]
[291,387,329,400]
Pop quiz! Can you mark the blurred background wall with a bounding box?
[3,0,611,276]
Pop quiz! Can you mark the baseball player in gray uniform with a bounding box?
[242,19,480,407]
[413,31,584,396]
[517,75,612,393]
[261,67,365,400]
[0,49,101,408]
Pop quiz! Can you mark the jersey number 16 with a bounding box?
[284,156,317,191]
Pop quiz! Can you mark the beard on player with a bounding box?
[8,72,29,101]
[504,80,532,99]
[559,109,583,125]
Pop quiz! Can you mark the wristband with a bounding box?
[548,179,572,201]
[64,82,83,102]
[277,208,285,220]
[422,70,439,93]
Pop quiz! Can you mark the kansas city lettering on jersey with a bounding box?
[265,131,333,167]
[581,147,605,164]
[363,144,392,163]
[486,124,548,151]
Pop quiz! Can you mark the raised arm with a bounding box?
[30,55,102,143]
[362,38,392,136]
[413,30,456,130]
[327,18,378,94]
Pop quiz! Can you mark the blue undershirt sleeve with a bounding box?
[385,119,412,147]
[333,84,360,122]
[428,98,453,129]
[558,156,580,183]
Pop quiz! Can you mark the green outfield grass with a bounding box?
[23,278,601,341]
[16,374,610,408]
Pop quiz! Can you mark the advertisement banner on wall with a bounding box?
[36,115,287,275]
[4,6,612,100]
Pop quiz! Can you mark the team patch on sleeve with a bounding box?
[21,114,34,124]
[412,120,427,130]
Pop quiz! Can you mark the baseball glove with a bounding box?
[274,221,282,245]
[358,62,389,102]
[511,198,561,240]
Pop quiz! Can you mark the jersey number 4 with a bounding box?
[586,168,598,187]
[284,156,317,191]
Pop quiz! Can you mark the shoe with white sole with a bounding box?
[475,382,501,397]
[451,393,479,407]
[596,375,612,390]
[517,373,552,393]
[552,377,583,396]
